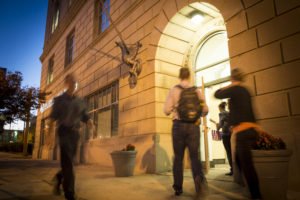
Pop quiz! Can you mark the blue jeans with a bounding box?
[172,120,205,190]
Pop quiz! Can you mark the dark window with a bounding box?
[47,56,54,85]
[40,119,45,146]
[99,0,110,33]
[85,81,119,140]
[51,1,60,33]
[65,30,75,67]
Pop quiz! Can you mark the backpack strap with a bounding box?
[175,85,198,90]
[175,84,183,90]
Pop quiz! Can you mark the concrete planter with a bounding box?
[252,149,292,200]
[110,150,137,177]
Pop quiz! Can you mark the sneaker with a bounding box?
[195,176,209,197]
[52,173,62,195]
[52,180,61,195]
[172,185,183,196]
[195,176,202,194]
[225,171,233,176]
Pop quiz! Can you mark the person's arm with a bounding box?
[81,101,95,133]
[164,87,175,116]
[46,97,59,133]
[214,85,237,99]
[217,113,224,131]
[87,119,94,133]
[196,89,208,117]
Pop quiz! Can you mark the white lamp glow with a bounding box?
[191,14,204,25]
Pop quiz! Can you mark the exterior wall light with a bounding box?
[189,10,204,25]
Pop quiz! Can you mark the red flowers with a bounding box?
[121,144,136,151]
[255,132,286,150]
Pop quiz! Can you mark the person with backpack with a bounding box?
[217,102,233,176]
[164,67,208,196]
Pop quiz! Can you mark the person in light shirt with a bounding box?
[164,67,208,196]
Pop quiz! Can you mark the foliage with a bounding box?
[0,71,23,124]
[255,132,286,150]
[0,70,50,155]
[17,87,49,121]
[121,144,135,151]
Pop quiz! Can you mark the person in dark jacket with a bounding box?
[214,68,261,199]
[217,102,233,176]
[48,74,94,200]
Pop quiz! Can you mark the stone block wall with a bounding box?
[151,0,300,189]
[35,0,300,188]
[227,0,300,190]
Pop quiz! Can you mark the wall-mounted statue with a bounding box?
[115,41,142,88]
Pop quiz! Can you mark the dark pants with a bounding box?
[235,128,261,199]
[172,120,205,190]
[56,126,79,199]
[222,134,232,172]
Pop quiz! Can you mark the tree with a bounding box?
[0,71,23,138]
[0,70,49,154]
[18,87,49,155]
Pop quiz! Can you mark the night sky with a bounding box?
[0,0,48,88]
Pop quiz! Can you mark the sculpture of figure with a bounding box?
[116,41,142,88]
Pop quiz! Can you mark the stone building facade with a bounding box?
[34,0,300,191]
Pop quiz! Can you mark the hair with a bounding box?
[219,102,227,109]
[65,73,75,83]
[179,67,190,80]
[231,68,245,82]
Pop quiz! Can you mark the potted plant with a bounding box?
[252,132,292,200]
[110,144,137,177]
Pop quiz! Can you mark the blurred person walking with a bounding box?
[214,68,261,199]
[47,74,94,200]
[164,67,208,196]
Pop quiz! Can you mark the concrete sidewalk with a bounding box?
[0,152,298,200]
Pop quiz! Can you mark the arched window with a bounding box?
[195,31,230,86]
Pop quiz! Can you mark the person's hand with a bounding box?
[195,120,201,126]
[216,123,219,127]
[87,119,95,134]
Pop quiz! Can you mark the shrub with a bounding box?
[0,142,33,154]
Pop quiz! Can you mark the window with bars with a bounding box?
[85,81,118,140]
[65,30,75,67]
[47,56,54,85]
[99,0,110,33]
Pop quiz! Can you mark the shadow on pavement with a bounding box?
[0,160,60,169]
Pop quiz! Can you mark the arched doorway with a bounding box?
[193,30,231,168]
[155,2,231,170]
